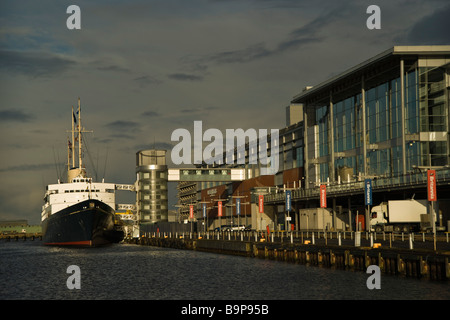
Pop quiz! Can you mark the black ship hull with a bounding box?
[42,199,124,246]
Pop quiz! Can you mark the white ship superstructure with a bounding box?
[41,177,116,224]
[40,98,123,246]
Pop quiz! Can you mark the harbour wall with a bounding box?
[128,234,450,281]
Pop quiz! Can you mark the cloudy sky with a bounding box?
[1,0,449,224]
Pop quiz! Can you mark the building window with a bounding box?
[316,105,329,157]
[405,70,419,134]
[334,97,356,152]
[366,82,390,144]
[390,78,402,139]
[419,67,447,132]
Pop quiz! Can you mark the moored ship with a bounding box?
[41,98,124,246]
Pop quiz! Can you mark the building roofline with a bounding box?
[292,45,450,102]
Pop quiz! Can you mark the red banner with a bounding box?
[259,195,264,213]
[218,201,222,217]
[189,205,194,219]
[320,185,327,208]
[427,170,437,201]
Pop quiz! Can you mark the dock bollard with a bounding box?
[409,233,413,250]
[355,232,361,247]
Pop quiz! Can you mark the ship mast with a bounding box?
[67,105,75,176]
[67,97,92,182]
[72,105,75,167]
[78,97,82,171]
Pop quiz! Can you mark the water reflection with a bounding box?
[0,242,448,300]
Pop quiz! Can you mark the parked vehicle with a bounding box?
[370,199,433,232]
[213,225,246,232]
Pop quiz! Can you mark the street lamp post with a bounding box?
[199,200,211,234]
[412,164,449,251]
[282,186,295,232]
[232,194,247,230]
[225,202,235,228]
[213,198,228,231]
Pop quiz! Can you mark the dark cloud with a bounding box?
[405,4,450,44]
[0,163,59,173]
[179,106,217,114]
[180,108,202,113]
[133,75,162,87]
[183,5,348,67]
[289,5,344,38]
[0,50,76,77]
[134,142,174,151]
[96,65,130,73]
[108,133,136,140]
[276,36,323,53]
[0,109,35,122]
[168,73,204,81]
[141,111,161,117]
[208,43,271,64]
[105,120,140,133]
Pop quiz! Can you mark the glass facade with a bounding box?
[308,58,449,183]
[405,70,420,134]
[136,150,168,223]
[137,170,168,222]
[419,66,448,166]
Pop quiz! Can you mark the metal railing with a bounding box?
[264,168,450,203]
[138,229,450,249]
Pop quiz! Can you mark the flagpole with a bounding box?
[67,138,70,178]
[72,105,75,168]
[78,97,82,171]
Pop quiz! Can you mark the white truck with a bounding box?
[370,199,429,232]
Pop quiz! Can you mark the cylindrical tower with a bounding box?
[136,150,168,223]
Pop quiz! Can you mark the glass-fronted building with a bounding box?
[293,46,450,186]
[183,46,450,232]
[136,149,168,223]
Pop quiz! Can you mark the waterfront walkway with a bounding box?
[138,230,450,252]
[128,230,450,281]
[0,232,42,241]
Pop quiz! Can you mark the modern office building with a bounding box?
[136,149,169,223]
[182,46,450,231]
[177,180,197,222]
[293,46,450,186]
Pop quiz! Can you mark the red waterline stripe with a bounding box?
[44,240,92,246]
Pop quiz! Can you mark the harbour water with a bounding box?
[1,241,448,301]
